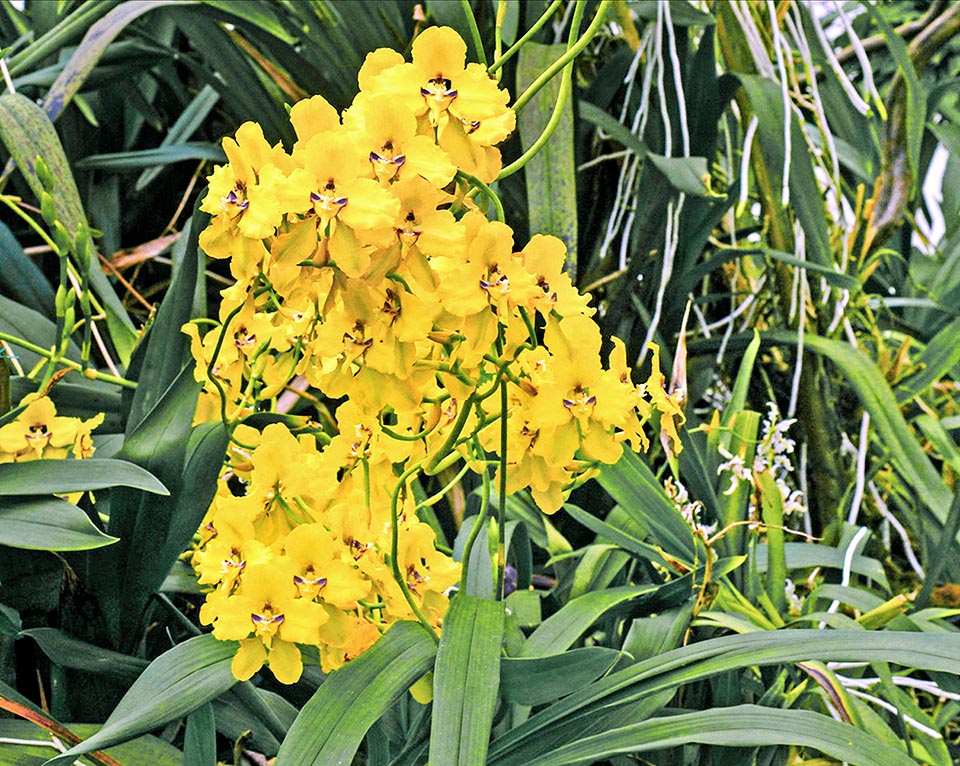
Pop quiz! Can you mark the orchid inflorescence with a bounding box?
[186,26,684,684]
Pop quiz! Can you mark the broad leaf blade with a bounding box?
[597,449,697,561]
[500,647,622,706]
[521,584,658,658]
[0,495,118,550]
[45,634,237,766]
[0,458,167,496]
[521,705,916,766]
[430,595,504,766]
[488,630,960,765]
[21,628,147,682]
[276,621,437,766]
[517,43,578,274]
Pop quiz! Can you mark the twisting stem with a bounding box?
[391,460,441,641]
[510,0,610,114]
[460,0,488,68]
[498,0,586,180]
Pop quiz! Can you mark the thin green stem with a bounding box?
[494,0,505,68]
[489,0,564,74]
[498,0,588,181]
[425,391,478,474]
[0,332,136,389]
[390,460,440,642]
[0,193,60,253]
[195,303,245,431]
[416,460,473,510]
[459,441,492,593]
[460,0,488,68]
[458,170,505,223]
[510,0,610,115]
[496,376,508,600]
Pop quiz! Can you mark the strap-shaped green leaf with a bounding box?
[430,595,504,766]
[500,647,622,706]
[276,621,437,766]
[488,630,960,765]
[597,449,697,562]
[21,628,147,682]
[518,705,916,766]
[0,458,167,496]
[765,330,953,528]
[735,75,834,270]
[0,496,118,550]
[517,43,578,275]
[520,584,659,658]
[44,634,237,766]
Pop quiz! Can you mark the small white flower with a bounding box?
[717,445,753,495]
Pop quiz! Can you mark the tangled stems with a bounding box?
[490,0,564,75]
[496,375,508,600]
[459,439,492,594]
[0,331,135,390]
[390,458,442,642]
[499,0,595,181]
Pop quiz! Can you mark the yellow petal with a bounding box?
[266,639,303,684]
[232,638,267,682]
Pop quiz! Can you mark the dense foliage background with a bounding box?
[2,1,960,764]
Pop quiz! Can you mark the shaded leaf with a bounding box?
[20,628,147,682]
[0,458,167,496]
[430,595,504,766]
[500,647,623,706]
[0,495,118,550]
[45,634,237,766]
[276,621,437,766]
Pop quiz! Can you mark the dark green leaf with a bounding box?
[75,142,226,169]
[579,100,647,158]
[276,621,437,766]
[45,634,237,766]
[42,0,195,122]
[646,153,713,197]
[0,495,118,550]
[20,628,147,682]
[0,458,167,496]
[500,647,622,706]
[630,0,714,26]
[430,595,504,766]
[0,220,56,317]
[183,703,217,766]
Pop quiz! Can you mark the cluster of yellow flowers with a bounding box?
[187,26,682,684]
[0,393,102,463]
